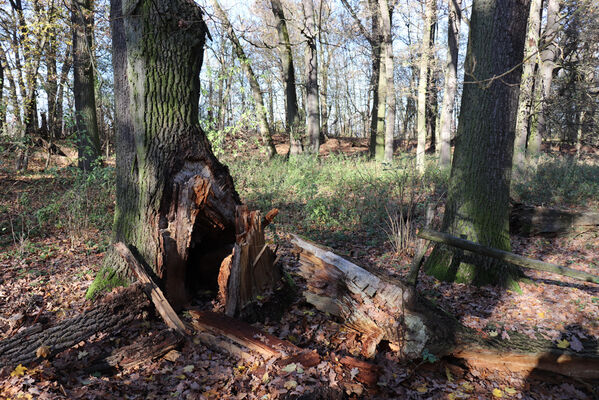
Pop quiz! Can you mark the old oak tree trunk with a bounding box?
[88,0,280,314]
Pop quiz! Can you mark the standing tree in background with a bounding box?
[211,0,277,158]
[302,0,321,154]
[72,0,101,170]
[270,0,303,155]
[88,0,242,308]
[438,0,462,168]
[529,0,561,156]
[379,0,395,162]
[513,0,542,175]
[423,0,531,288]
[340,0,385,159]
[416,0,436,173]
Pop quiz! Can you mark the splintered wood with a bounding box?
[218,206,281,317]
[188,310,380,386]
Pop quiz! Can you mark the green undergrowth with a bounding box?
[227,153,448,250]
[512,154,599,207]
[1,163,115,257]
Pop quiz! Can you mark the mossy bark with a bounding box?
[88,0,240,307]
[423,0,531,289]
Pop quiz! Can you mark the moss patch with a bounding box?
[85,266,128,300]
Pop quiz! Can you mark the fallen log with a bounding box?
[291,234,599,380]
[189,310,380,386]
[510,203,599,236]
[417,229,599,284]
[0,284,148,370]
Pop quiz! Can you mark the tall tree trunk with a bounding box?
[270,0,303,155]
[89,0,241,309]
[416,0,436,173]
[0,56,4,133]
[55,46,71,139]
[438,0,462,168]
[72,0,101,171]
[211,0,277,159]
[319,43,331,143]
[513,0,542,176]
[303,0,321,154]
[45,2,58,140]
[369,0,386,160]
[529,0,560,157]
[423,0,531,288]
[379,0,395,162]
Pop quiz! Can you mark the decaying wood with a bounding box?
[0,284,148,370]
[115,242,189,335]
[291,234,599,380]
[291,234,458,359]
[418,229,599,284]
[218,206,282,318]
[511,203,599,236]
[189,310,379,386]
[406,205,434,286]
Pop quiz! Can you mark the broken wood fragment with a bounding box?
[418,229,599,284]
[219,206,282,318]
[114,242,190,335]
[188,310,378,385]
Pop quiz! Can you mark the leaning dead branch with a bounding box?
[418,229,599,284]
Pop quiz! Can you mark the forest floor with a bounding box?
[1,136,599,399]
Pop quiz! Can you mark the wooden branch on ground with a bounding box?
[0,284,148,370]
[188,310,380,386]
[114,242,190,335]
[291,234,599,380]
[511,203,599,236]
[417,229,599,284]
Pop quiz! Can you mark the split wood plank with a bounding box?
[114,242,189,335]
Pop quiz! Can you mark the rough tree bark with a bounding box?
[72,0,101,171]
[423,0,531,288]
[513,0,542,175]
[416,0,436,173]
[303,0,321,154]
[0,55,4,133]
[211,0,277,159]
[438,0,462,169]
[270,0,303,155]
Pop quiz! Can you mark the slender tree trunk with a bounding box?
[416,0,436,173]
[426,19,438,155]
[211,0,276,158]
[303,0,321,154]
[89,0,241,309]
[270,0,303,155]
[319,43,331,143]
[439,1,462,168]
[55,46,71,139]
[423,0,531,288]
[0,56,4,133]
[72,0,101,171]
[513,0,542,176]
[379,0,395,162]
[369,0,386,160]
[529,0,560,157]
